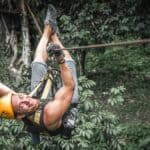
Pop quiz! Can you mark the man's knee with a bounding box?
[31,61,48,90]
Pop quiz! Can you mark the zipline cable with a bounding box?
[59,38,150,50]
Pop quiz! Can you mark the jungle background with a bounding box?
[0,0,150,149]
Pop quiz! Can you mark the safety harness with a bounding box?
[22,68,63,144]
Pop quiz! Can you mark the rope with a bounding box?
[59,38,150,50]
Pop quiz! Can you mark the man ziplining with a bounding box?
[0,4,78,143]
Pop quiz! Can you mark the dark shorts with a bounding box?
[31,60,78,104]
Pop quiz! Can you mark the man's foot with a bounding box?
[44,4,57,33]
[47,43,65,64]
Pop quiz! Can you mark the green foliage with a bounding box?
[107,86,126,106]
[87,45,150,76]
[118,124,150,150]
[0,120,26,149]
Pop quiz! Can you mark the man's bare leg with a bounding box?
[30,25,54,91]
[31,4,58,92]
[34,4,57,63]
[34,25,53,63]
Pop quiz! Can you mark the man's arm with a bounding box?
[43,61,75,130]
[0,82,15,97]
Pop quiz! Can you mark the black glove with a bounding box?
[47,43,65,64]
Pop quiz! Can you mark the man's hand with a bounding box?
[0,83,16,97]
[47,43,65,64]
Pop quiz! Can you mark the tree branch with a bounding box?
[1,12,21,76]
[1,14,11,47]
[26,3,42,36]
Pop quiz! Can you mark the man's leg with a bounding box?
[33,4,57,64]
[50,34,78,105]
[31,5,57,91]
[30,25,52,93]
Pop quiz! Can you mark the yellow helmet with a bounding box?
[0,93,14,119]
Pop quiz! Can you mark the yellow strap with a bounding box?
[33,110,41,124]
[41,73,53,99]
[29,71,53,100]
[29,80,44,97]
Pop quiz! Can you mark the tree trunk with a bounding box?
[77,50,86,75]
[0,15,9,50]
[19,0,31,68]
[1,14,21,74]
[9,24,19,71]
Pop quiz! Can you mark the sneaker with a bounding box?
[63,107,77,130]
[44,4,57,33]
[61,107,77,139]
[47,43,65,64]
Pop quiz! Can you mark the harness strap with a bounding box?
[29,77,45,97]
[41,73,53,99]
[29,71,53,99]
[33,110,41,125]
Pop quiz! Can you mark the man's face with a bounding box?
[12,94,39,119]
